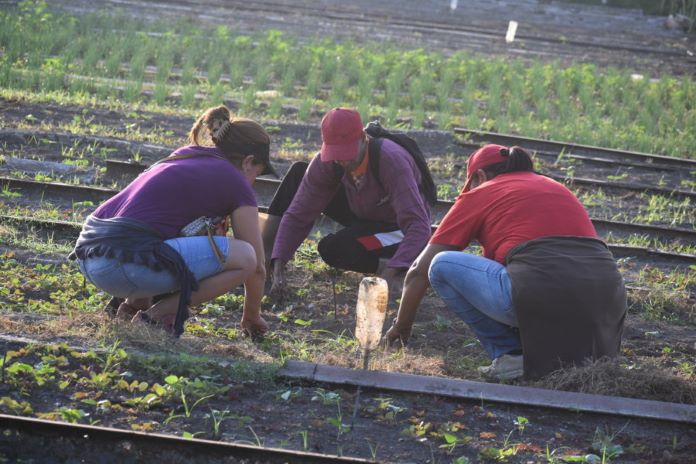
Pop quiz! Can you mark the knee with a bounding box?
[317,234,340,268]
[428,251,457,288]
[226,239,257,275]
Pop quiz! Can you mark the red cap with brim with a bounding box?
[320,108,364,162]
[463,144,508,192]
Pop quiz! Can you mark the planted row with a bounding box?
[1,3,695,157]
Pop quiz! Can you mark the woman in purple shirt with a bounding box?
[70,105,275,337]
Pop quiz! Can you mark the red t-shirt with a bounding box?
[430,171,597,263]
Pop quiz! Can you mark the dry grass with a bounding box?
[315,348,447,377]
[529,357,696,404]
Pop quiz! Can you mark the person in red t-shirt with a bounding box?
[384,144,626,380]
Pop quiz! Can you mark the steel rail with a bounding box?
[7,170,696,246]
[545,174,696,200]
[4,127,691,175]
[457,141,687,173]
[454,128,696,170]
[279,361,696,425]
[3,209,695,267]
[102,163,696,244]
[0,414,371,463]
[105,156,696,203]
[3,173,696,250]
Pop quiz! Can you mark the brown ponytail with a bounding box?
[188,105,270,168]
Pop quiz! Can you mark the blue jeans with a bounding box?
[428,251,521,359]
[77,236,229,299]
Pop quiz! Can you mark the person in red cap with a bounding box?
[263,107,433,299]
[384,144,626,381]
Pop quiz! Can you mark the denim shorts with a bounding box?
[77,236,229,299]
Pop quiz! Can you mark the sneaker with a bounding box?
[478,354,524,380]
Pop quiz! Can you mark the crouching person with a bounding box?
[384,144,627,380]
[69,105,275,338]
[264,107,435,300]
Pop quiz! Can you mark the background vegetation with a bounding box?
[1,1,694,157]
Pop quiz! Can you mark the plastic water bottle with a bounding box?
[355,277,388,351]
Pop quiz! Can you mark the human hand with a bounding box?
[269,259,288,304]
[241,314,269,339]
[382,320,410,350]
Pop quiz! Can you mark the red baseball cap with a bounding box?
[463,144,508,192]
[320,108,364,162]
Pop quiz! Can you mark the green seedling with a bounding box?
[160,375,222,423]
[0,396,33,415]
[433,315,453,331]
[311,388,341,405]
[207,408,234,439]
[299,430,309,450]
[247,425,263,447]
[514,416,529,434]
[590,426,625,462]
[277,387,302,402]
[365,396,405,423]
[366,440,378,460]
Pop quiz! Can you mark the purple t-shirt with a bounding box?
[94,146,257,238]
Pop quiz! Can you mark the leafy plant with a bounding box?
[160,375,225,423]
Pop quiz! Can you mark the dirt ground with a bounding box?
[1,1,695,462]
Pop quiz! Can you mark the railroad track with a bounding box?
[3,127,694,198]
[455,128,696,171]
[0,414,371,464]
[1,175,694,267]
[102,161,696,243]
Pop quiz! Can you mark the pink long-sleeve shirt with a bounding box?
[271,138,432,269]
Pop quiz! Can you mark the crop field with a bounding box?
[1,1,695,463]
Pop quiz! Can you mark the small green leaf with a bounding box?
[294,319,312,327]
[153,384,166,396]
[164,375,179,385]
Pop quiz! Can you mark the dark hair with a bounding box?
[188,105,270,168]
[482,146,534,179]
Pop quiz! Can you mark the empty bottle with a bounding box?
[355,277,389,351]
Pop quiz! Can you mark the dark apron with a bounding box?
[506,236,627,380]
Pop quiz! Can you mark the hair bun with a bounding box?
[211,120,231,143]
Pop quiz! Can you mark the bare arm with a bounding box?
[230,206,268,335]
[384,243,458,346]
